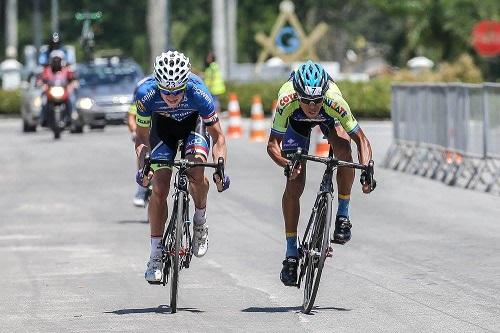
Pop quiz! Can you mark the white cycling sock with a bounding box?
[193,207,206,226]
[150,236,162,258]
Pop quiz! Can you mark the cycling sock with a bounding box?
[194,206,206,226]
[150,236,162,258]
[285,232,298,258]
[337,194,350,218]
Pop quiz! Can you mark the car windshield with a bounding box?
[78,63,140,87]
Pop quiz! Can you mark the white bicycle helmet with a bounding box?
[154,51,191,89]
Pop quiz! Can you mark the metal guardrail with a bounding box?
[384,83,500,195]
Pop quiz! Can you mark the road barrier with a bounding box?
[384,82,500,195]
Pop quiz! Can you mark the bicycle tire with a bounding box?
[170,191,184,313]
[302,192,332,314]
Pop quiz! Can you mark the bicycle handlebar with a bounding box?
[288,148,376,191]
[140,154,226,189]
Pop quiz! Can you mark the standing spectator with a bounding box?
[203,51,226,113]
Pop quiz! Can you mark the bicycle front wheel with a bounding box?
[170,191,185,313]
[302,192,333,314]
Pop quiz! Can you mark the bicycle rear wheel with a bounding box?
[302,192,332,314]
[170,191,185,313]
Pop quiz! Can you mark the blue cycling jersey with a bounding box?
[135,74,218,128]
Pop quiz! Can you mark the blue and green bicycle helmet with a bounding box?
[292,60,329,98]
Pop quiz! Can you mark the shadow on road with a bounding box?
[116,219,149,224]
[241,306,351,313]
[105,304,204,314]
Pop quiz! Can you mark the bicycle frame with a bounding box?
[141,155,224,313]
[162,163,192,281]
[300,162,334,251]
[290,148,374,313]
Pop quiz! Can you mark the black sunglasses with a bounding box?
[299,96,324,105]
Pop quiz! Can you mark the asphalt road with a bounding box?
[1,119,499,333]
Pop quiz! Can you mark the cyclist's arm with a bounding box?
[350,128,372,166]
[324,90,372,165]
[127,104,137,134]
[206,121,227,163]
[267,83,296,167]
[134,89,152,168]
[267,133,287,167]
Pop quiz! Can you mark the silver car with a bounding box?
[75,58,143,127]
[20,73,43,132]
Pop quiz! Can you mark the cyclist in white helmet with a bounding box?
[135,50,230,283]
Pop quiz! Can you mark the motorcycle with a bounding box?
[43,73,71,139]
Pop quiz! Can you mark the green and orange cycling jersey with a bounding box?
[271,80,360,137]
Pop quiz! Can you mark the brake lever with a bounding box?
[213,157,225,192]
[285,148,302,179]
[365,160,376,191]
[141,154,151,181]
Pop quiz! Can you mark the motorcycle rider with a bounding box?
[38,50,76,127]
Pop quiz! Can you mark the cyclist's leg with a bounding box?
[322,122,354,243]
[184,116,211,257]
[148,117,177,249]
[323,122,354,208]
[145,136,174,282]
[280,121,312,285]
[148,149,174,238]
[281,120,312,257]
[184,117,210,213]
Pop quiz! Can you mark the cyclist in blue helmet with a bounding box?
[267,60,375,287]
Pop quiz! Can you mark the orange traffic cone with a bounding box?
[226,93,242,138]
[249,95,266,142]
[314,127,330,157]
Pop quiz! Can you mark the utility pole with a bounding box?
[51,0,59,33]
[226,0,237,79]
[5,0,18,57]
[165,0,172,50]
[33,0,42,54]
[212,0,227,78]
[147,0,167,67]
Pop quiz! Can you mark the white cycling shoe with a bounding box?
[133,186,148,207]
[144,256,162,283]
[193,224,209,258]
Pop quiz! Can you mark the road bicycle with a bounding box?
[288,148,375,314]
[140,154,225,313]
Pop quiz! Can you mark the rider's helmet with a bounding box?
[292,60,329,98]
[49,50,66,72]
[49,32,61,50]
[153,50,191,90]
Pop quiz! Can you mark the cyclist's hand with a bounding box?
[213,173,230,192]
[136,169,153,188]
[361,178,374,193]
[285,162,302,180]
[360,160,376,193]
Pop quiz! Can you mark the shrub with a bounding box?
[0,89,21,115]
[220,79,391,119]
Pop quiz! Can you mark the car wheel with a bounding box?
[70,124,84,134]
[89,124,106,130]
[22,120,37,133]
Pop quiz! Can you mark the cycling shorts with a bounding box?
[150,113,210,171]
[281,117,339,159]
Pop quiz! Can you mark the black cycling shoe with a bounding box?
[332,216,352,245]
[280,256,298,286]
